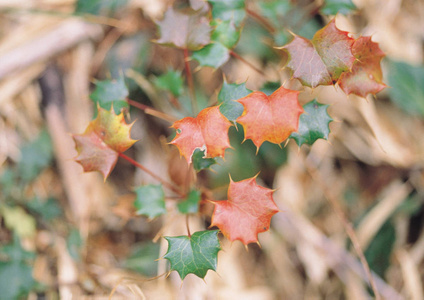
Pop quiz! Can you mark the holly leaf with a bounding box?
[90,75,129,115]
[321,0,357,15]
[208,0,246,27]
[192,149,217,171]
[211,176,279,245]
[154,69,184,97]
[236,86,303,150]
[338,36,386,97]
[170,106,232,164]
[164,230,221,279]
[218,80,252,122]
[72,106,137,179]
[177,190,201,214]
[290,99,333,146]
[134,185,166,219]
[155,7,211,50]
[281,19,355,88]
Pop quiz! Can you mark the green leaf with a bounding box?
[1,206,36,238]
[154,69,184,97]
[75,0,127,15]
[386,59,424,117]
[218,81,252,122]
[67,228,83,261]
[90,75,129,115]
[164,230,221,279]
[320,0,357,15]
[208,0,246,27]
[290,100,333,146]
[211,20,240,49]
[0,236,36,300]
[192,43,230,69]
[122,242,160,277]
[134,185,166,219]
[260,81,280,96]
[17,129,52,182]
[177,190,201,214]
[192,149,217,171]
[26,197,62,221]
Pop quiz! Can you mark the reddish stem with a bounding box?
[183,48,198,114]
[246,8,276,34]
[229,50,267,77]
[186,214,191,237]
[118,152,183,196]
[126,98,178,123]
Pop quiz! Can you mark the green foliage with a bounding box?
[75,0,127,15]
[218,81,252,122]
[26,197,62,221]
[178,190,202,214]
[208,0,246,27]
[90,75,129,115]
[1,205,36,238]
[164,230,221,279]
[134,185,166,219]
[386,59,424,117]
[320,0,357,15]
[67,229,83,261]
[211,20,241,49]
[18,129,52,182]
[290,100,333,146]
[192,149,217,171]
[154,69,184,97]
[0,236,37,300]
[122,242,160,277]
[192,43,230,69]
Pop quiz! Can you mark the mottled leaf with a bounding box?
[218,80,252,122]
[281,19,355,88]
[290,99,333,146]
[155,7,211,50]
[134,185,166,219]
[72,106,137,179]
[170,106,232,163]
[90,75,129,115]
[192,149,217,171]
[339,36,386,97]
[236,86,303,149]
[178,190,201,214]
[211,176,279,245]
[164,230,221,279]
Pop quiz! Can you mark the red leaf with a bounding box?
[170,106,232,164]
[236,86,303,150]
[282,19,355,88]
[211,176,279,245]
[338,36,386,97]
[72,106,137,179]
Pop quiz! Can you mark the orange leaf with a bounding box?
[72,106,137,179]
[236,86,303,150]
[211,176,280,245]
[338,36,386,97]
[170,106,232,164]
[281,19,355,88]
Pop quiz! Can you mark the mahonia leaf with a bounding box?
[90,75,129,115]
[290,100,333,146]
[338,36,386,97]
[170,106,232,164]
[208,0,246,27]
[321,0,357,15]
[191,43,230,69]
[72,106,137,179]
[134,185,166,219]
[155,7,211,50]
[218,80,252,122]
[281,19,355,88]
[211,176,279,245]
[177,190,201,214]
[192,149,217,171]
[154,69,184,97]
[164,230,221,279]
[236,86,303,150]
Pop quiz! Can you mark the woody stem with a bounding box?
[126,98,178,123]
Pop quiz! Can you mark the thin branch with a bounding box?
[186,214,191,237]
[126,98,178,123]
[118,152,184,197]
[183,48,198,114]
[229,50,267,77]
[246,8,276,34]
[304,155,381,300]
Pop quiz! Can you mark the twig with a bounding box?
[109,272,168,300]
[186,214,191,237]
[183,48,198,114]
[126,98,178,123]
[229,50,267,77]
[118,152,184,197]
[304,154,382,300]
[246,8,276,34]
